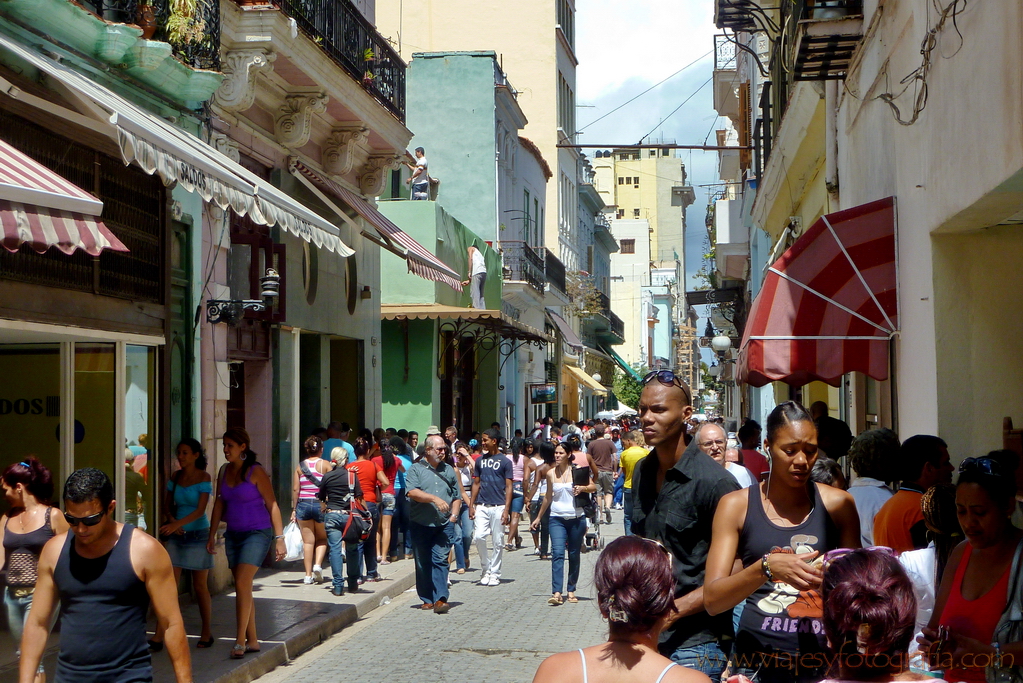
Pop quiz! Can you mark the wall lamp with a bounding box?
[206,268,280,325]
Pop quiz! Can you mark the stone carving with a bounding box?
[274,93,328,149]
[210,133,240,163]
[359,154,402,196]
[322,125,369,177]
[215,49,275,112]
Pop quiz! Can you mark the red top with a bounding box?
[939,542,1011,683]
[346,460,382,503]
[371,455,398,495]
[740,449,769,482]
[873,489,924,553]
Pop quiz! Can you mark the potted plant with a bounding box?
[135,2,157,39]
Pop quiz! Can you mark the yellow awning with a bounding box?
[566,364,608,396]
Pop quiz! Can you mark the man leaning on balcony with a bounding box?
[461,244,487,309]
[405,147,430,200]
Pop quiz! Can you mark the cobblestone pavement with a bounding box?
[259,516,624,683]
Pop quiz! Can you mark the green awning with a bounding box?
[600,344,643,382]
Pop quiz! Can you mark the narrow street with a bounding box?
[256,520,622,683]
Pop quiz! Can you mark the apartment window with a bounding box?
[633,208,641,218]
[534,198,540,245]
[619,153,629,160]
[586,245,594,274]
[616,209,625,219]
[523,189,531,242]
[557,73,576,138]
[634,177,640,187]
[557,0,575,49]
[618,177,624,185]
[621,239,635,254]
[649,150,656,158]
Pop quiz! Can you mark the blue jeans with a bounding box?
[409,522,450,604]
[613,470,625,506]
[448,505,473,569]
[529,499,550,554]
[549,515,585,595]
[389,489,412,558]
[669,640,729,680]
[324,510,362,591]
[623,489,634,536]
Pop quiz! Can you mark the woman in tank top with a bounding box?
[524,440,555,559]
[505,439,530,552]
[919,453,1023,683]
[703,402,861,683]
[291,435,330,585]
[531,442,596,605]
[207,427,286,659]
[1,457,68,681]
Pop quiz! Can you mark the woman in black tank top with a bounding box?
[702,402,862,683]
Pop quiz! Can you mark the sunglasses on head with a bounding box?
[642,370,692,404]
[63,509,108,527]
[820,546,895,571]
[959,456,1002,476]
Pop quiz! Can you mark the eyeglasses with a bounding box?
[63,509,107,527]
[642,371,692,404]
[960,457,1002,476]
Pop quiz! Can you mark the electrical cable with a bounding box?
[638,75,714,144]
[577,50,712,133]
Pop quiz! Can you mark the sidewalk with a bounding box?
[0,557,418,683]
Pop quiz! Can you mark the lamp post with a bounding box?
[206,268,281,325]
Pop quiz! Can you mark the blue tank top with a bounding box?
[53,525,151,682]
[735,483,839,662]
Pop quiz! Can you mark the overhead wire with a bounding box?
[638,75,714,143]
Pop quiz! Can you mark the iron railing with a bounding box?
[500,241,545,295]
[275,0,406,122]
[84,0,220,71]
[545,249,566,295]
[594,291,625,340]
[714,34,737,71]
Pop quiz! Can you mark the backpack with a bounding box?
[342,469,373,543]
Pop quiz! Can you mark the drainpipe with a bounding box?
[825,80,839,206]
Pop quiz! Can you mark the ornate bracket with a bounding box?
[210,133,240,163]
[359,154,402,196]
[322,125,369,177]
[216,49,276,112]
[275,93,328,149]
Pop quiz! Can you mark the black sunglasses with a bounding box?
[63,509,107,527]
[960,457,1002,476]
[642,370,692,404]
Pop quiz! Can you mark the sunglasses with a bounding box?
[63,509,108,527]
[642,370,692,404]
[959,456,1002,476]
[820,546,895,571]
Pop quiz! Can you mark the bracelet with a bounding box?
[274,535,285,539]
[993,641,1003,665]
[761,553,775,582]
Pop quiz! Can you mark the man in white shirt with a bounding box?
[460,244,487,308]
[846,427,900,546]
[405,147,429,200]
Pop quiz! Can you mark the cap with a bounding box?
[426,425,442,436]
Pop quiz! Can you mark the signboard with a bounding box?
[529,383,558,404]
[685,287,743,307]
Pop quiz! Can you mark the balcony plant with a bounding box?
[135,1,157,39]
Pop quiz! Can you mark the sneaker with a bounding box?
[604,508,612,524]
[331,587,345,597]
[479,573,491,586]
[525,548,539,556]
[312,565,323,584]
[302,575,313,585]
[486,575,500,586]
[447,578,452,587]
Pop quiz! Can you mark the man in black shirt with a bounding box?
[320,457,363,596]
[631,374,739,679]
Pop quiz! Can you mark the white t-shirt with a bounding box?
[899,542,936,667]
[470,248,486,276]
[725,461,755,489]
[412,156,429,185]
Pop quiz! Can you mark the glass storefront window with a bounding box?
[74,342,117,496]
[125,345,157,533]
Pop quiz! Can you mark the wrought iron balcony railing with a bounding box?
[500,241,545,296]
[594,291,625,340]
[85,0,221,71]
[275,0,406,122]
[714,33,737,71]
[545,248,566,295]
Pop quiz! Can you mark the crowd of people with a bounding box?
[3,370,1023,683]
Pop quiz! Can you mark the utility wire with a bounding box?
[578,50,713,133]
[639,75,714,143]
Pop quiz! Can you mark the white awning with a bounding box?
[0,34,353,256]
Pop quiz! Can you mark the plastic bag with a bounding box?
[283,521,303,562]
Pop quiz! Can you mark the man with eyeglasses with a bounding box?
[406,435,461,613]
[631,370,740,679]
[18,468,192,683]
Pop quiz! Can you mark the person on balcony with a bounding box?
[461,244,487,308]
[405,147,430,200]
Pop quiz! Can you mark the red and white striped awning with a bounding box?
[737,197,897,387]
[0,139,127,256]
[289,159,464,292]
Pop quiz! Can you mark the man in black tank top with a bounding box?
[18,468,193,683]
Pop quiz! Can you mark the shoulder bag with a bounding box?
[342,469,373,543]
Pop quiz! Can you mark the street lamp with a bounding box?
[711,334,732,353]
[708,363,721,378]
[206,268,281,325]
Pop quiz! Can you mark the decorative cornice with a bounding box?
[274,93,329,149]
[359,154,402,196]
[322,125,369,177]
[210,133,240,163]
[216,48,276,112]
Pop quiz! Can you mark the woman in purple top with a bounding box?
[206,428,285,660]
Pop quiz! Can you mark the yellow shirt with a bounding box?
[620,446,648,489]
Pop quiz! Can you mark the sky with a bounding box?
[575,0,720,292]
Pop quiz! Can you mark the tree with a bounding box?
[565,270,603,318]
[613,369,644,410]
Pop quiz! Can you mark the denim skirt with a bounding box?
[165,529,215,571]
[224,527,273,568]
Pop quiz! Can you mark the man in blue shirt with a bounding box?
[469,428,513,587]
[406,435,460,613]
[322,421,354,465]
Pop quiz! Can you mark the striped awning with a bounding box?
[737,197,897,387]
[0,139,126,255]
[289,159,463,291]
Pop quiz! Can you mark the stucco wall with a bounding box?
[381,318,439,434]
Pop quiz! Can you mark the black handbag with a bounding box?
[342,470,373,543]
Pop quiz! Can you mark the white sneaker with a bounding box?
[312,565,323,584]
[479,573,491,585]
[447,578,452,587]
[486,575,501,586]
[303,575,313,585]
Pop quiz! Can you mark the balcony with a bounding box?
[713,34,739,121]
[593,291,625,343]
[86,0,221,70]
[500,240,545,296]
[714,0,759,31]
[792,0,864,81]
[276,0,406,121]
[545,248,566,295]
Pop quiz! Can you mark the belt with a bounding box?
[8,586,34,598]
[477,503,505,507]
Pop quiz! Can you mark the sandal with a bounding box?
[230,644,246,659]
[196,637,215,649]
[566,594,579,603]
[547,595,564,606]
[456,568,465,574]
